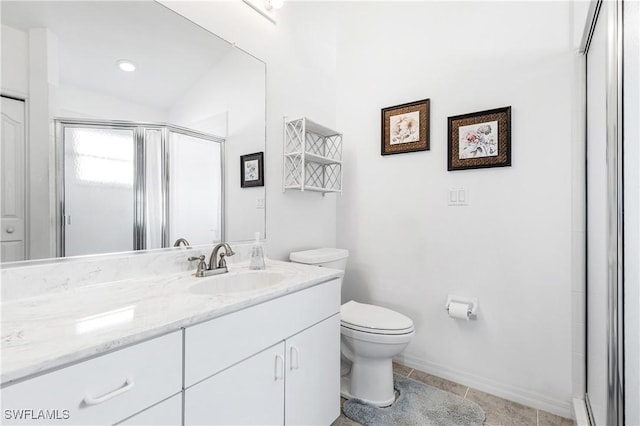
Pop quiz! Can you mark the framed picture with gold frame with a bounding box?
[448,106,511,171]
[381,99,430,155]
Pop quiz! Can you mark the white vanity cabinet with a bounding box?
[184,279,341,425]
[1,274,342,426]
[1,331,182,425]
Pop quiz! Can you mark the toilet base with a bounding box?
[340,370,396,407]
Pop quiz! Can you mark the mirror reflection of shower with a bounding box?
[58,119,223,258]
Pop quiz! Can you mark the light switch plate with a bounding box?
[448,188,469,206]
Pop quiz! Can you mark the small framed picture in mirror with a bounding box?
[240,152,264,188]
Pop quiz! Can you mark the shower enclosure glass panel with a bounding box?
[63,126,135,257]
[585,6,608,420]
[58,120,224,257]
[585,0,626,423]
[168,131,222,245]
[145,128,163,250]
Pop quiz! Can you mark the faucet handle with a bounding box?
[188,255,207,276]
[218,253,228,269]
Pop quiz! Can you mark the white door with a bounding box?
[62,125,136,257]
[0,96,26,262]
[285,314,340,426]
[185,342,285,425]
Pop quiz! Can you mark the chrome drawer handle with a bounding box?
[274,355,284,381]
[83,378,135,406]
[290,345,300,370]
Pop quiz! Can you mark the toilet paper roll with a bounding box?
[448,302,470,320]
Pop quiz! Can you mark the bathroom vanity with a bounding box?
[1,252,342,425]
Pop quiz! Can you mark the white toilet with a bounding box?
[289,248,415,407]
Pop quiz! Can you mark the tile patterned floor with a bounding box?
[331,362,575,426]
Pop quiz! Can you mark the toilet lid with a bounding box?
[340,300,414,334]
[289,248,349,264]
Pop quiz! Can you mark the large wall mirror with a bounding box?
[1,1,266,263]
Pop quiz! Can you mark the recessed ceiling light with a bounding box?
[117,60,136,72]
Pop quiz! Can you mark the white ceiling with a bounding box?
[1,1,235,111]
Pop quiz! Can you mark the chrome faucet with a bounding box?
[173,238,190,247]
[209,242,235,271]
[188,242,235,277]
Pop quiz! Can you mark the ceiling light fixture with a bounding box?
[117,60,136,72]
[264,0,284,10]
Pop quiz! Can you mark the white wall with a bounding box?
[27,28,58,260]
[57,85,168,122]
[335,1,576,417]
[162,1,339,260]
[1,25,29,97]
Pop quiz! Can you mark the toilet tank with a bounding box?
[289,248,349,270]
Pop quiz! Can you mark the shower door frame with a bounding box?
[55,118,226,257]
[582,0,625,424]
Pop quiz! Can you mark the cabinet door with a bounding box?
[116,394,182,425]
[285,314,340,426]
[185,342,285,426]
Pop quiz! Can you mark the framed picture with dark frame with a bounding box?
[381,99,430,155]
[448,106,511,171]
[240,152,264,188]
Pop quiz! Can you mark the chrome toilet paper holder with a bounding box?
[445,295,478,319]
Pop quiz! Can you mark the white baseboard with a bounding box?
[394,354,572,419]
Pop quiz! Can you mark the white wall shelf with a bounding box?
[283,117,343,194]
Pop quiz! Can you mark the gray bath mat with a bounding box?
[343,374,485,426]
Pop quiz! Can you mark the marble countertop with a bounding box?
[1,260,342,385]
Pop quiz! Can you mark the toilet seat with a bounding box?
[341,323,414,345]
[341,301,415,335]
[341,322,414,335]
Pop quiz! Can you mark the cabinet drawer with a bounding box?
[2,331,182,425]
[116,394,182,425]
[185,278,340,386]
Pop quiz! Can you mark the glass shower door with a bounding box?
[63,126,135,257]
[585,1,625,424]
[168,130,222,245]
[145,128,164,250]
[586,3,608,424]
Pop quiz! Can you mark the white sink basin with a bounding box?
[189,270,287,295]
